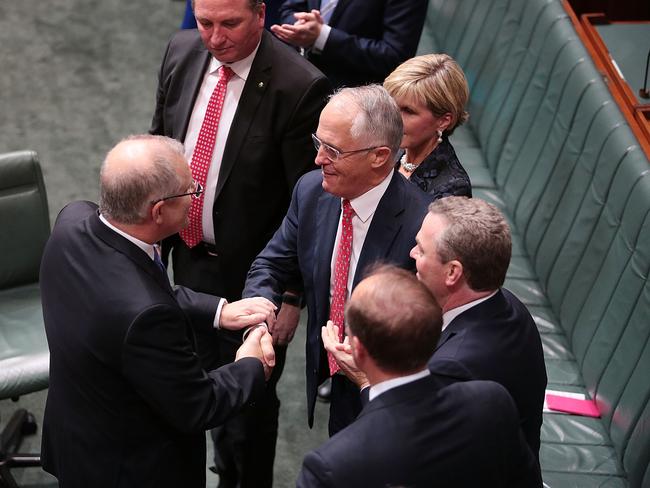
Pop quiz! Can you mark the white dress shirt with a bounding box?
[183,42,260,244]
[98,214,224,328]
[368,368,430,402]
[329,170,393,303]
[441,291,498,332]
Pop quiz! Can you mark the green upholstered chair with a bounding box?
[0,150,50,487]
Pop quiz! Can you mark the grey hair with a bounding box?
[99,135,186,225]
[330,85,403,162]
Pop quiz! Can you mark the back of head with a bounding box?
[429,196,511,291]
[99,135,186,225]
[346,265,442,374]
[329,85,403,163]
[384,53,469,135]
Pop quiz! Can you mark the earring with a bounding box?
[437,130,443,144]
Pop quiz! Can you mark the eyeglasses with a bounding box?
[311,133,383,162]
[151,180,204,204]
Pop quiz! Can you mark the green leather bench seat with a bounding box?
[418,0,650,486]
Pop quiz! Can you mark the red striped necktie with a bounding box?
[328,199,355,375]
[180,65,234,248]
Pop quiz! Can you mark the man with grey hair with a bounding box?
[39,135,277,488]
[244,85,433,435]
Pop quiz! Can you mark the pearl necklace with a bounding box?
[400,153,419,172]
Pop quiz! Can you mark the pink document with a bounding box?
[545,393,600,417]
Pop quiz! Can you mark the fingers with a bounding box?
[294,11,317,22]
[259,330,276,368]
[220,298,277,330]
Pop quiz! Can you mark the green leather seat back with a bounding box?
[419,0,650,485]
[0,151,50,289]
[0,150,50,399]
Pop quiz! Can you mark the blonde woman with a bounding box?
[384,53,472,199]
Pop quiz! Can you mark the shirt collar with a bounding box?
[369,368,430,402]
[209,39,261,82]
[99,214,156,261]
[347,169,394,222]
[442,290,498,331]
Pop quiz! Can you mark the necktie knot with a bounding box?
[342,199,354,220]
[219,65,235,83]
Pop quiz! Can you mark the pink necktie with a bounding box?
[180,65,234,248]
[328,199,355,375]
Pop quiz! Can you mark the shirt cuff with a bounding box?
[213,298,226,329]
[312,24,331,53]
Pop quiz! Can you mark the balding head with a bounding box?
[99,135,188,225]
[345,265,442,375]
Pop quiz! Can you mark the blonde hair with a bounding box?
[384,54,469,135]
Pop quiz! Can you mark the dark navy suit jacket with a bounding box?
[40,202,265,488]
[243,169,432,425]
[297,373,543,487]
[428,288,547,459]
[279,0,428,88]
[150,29,330,302]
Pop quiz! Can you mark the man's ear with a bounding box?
[350,335,367,367]
[444,259,464,287]
[370,146,392,169]
[151,201,165,225]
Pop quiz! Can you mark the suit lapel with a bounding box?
[214,31,273,201]
[89,211,174,297]
[434,290,505,351]
[353,172,404,288]
[314,192,341,321]
[178,45,211,141]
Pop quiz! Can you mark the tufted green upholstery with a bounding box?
[418,0,650,486]
[0,150,50,400]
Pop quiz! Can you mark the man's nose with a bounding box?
[210,26,225,45]
[314,146,330,167]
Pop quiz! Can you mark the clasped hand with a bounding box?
[270,10,324,48]
[236,325,275,380]
[321,321,369,389]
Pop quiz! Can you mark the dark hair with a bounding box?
[192,0,264,12]
[346,265,442,374]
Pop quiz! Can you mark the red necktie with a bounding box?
[328,199,355,375]
[180,65,234,248]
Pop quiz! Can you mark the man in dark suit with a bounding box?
[326,196,547,461]
[413,196,547,460]
[272,0,428,88]
[39,135,276,488]
[150,0,331,485]
[298,266,542,487]
[244,85,433,435]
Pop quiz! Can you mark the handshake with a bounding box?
[219,297,279,380]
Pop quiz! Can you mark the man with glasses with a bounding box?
[40,135,278,488]
[244,85,433,435]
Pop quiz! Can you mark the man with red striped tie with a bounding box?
[244,85,433,438]
[149,0,331,486]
